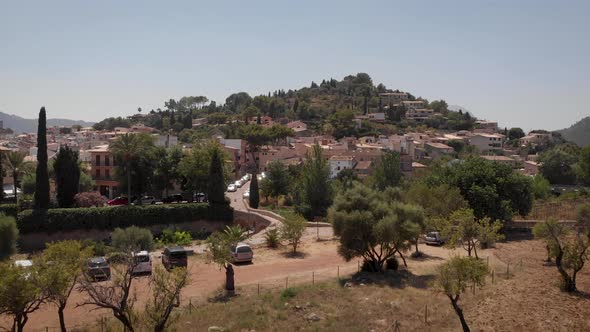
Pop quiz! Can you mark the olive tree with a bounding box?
[144,265,190,332]
[329,184,422,271]
[0,262,46,332]
[437,256,488,332]
[441,209,504,258]
[533,205,590,292]
[77,253,139,331]
[280,214,307,254]
[207,225,247,295]
[36,240,92,332]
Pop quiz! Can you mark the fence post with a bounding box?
[312,271,315,285]
[506,263,510,279]
[424,304,428,324]
[189,298,192,314]
[257,283,260,296]
[337,265,340,279]
[492,270,495,284]
[286,277,288,289]
[486,256,489,266]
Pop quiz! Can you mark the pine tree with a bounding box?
[34,107,50,209]
[207,147,226,205]
[54,145,81,208]
[249,175,260,209]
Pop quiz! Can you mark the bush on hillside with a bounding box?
[16,203,233,234]
[0,204,18,218]
[0,214,19,260]
[74,192,108,207]
[111,226,154,252]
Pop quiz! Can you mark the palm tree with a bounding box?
[109,134,140,204]
[4,151,31,202]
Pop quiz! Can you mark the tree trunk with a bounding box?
[13,174,18,202]
[225,264,235,295]
[414,237,420,254]
[114,312,134,332]
[15,313,27,332]
[58,306,67,332]
[127,167,131,205]
[473,242,479,259]
[450,297,471,332]
[397,250,408,267]
[555,250,577,292]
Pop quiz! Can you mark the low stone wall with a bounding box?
[18,219,230,252]
[234,210,272,234]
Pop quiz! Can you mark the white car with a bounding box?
[231,243,253,263]
[243,191,250,198]
[132,251,152,275]
[227,184,237,192]
[234,180,244,188]
[133,196,157,205]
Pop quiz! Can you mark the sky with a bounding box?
[0,0,588,131]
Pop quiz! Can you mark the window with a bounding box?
[105,169,110,179]
[96,169,101,178]
[95,155,100,166]
[105,156,110,166]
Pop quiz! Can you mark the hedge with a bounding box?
[17,203,233,234]
[0,204,18,218]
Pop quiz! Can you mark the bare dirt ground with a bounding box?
[3,233,590,331]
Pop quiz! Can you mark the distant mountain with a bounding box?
[0,111,95,134]
[557,116,590,147]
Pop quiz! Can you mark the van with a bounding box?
[132,251,152,275]
[231,243,253,263]
[425,231,445,246]
[162,246,188,270]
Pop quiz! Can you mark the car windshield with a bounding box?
[89,260,107,268]
[237,246,252,253]
[170,252,186,258]
[135,255,149,263]
[427,232,438,238]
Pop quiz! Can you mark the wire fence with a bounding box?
[33,252,527,331]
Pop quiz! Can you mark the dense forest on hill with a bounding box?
[557,116,590,147]
[93,73,477,142]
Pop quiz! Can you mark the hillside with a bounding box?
[557,116,590,147]
[0,111,94,134]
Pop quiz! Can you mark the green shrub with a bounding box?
[264,228,280,248]
[0,204,18,217]
[16,203,233,234]
[280,287,298,301]
[111,226,154,252]
[386,257,399,271]
[0,214,19,260]
[157,228,193,246]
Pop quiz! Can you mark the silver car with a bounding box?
[425,231,445,246]
[231,243,253,263]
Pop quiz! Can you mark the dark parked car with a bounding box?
[162,246,188,270]
[87,257,111,281]
[163,194,184,204]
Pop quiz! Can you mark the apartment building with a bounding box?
[469,133,505,152]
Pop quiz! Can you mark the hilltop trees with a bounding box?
[34,107,50,209]
[53,146,81,208]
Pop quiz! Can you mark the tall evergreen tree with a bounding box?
[249,174,260,209]
[207,147,226,205]
[54,145,81,208]
[295,144,332,219]
[34,107,50,209]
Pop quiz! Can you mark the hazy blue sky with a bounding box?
[1,0,588,130]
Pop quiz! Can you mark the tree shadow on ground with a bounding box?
[408,251,444,262]
[280,251,308,259]
[339,270,436,290]
[208,291,239,303]
[572,290,590,300]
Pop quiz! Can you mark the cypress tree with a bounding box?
[34,107,50,209]
[207,147,226,205]
[249,174,260,209]
[54,145,81,208]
